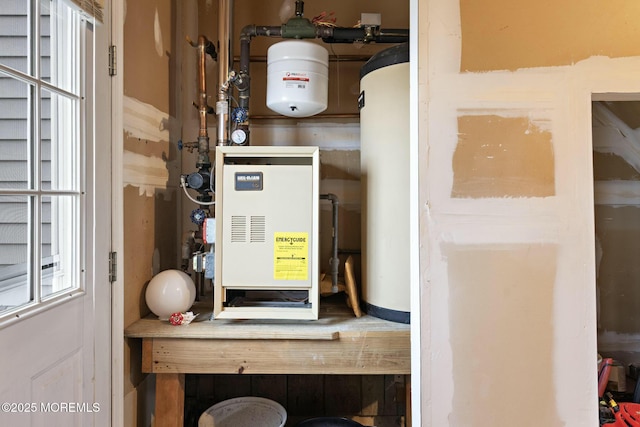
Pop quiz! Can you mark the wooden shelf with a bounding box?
[125,296,410,375]
[125,295,411,427]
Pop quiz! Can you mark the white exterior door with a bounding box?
[0,1,111,426]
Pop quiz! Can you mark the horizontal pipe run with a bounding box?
[233,55,372,63]
[248,114,359,120]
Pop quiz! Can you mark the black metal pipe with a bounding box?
[238,25,282,110]
[320,27,409,44]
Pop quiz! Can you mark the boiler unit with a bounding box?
[360,43,410,323]
[214,146,319,320]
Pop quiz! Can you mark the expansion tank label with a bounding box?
[283,72,309,89]
[274,232,308,281]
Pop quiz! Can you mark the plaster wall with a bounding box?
[122,0,180,425]
[419,1,640,425]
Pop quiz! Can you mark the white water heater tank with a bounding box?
[360,43,410,324]
[267,40,328,117]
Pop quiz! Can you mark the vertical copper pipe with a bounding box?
[197,35,208,142]
[217,0,232,145]
[188,34,211,169]
[218,0,230,87]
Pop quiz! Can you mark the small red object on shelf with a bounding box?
[169,312,184,326]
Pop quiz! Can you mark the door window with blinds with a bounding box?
[0,0,89,317]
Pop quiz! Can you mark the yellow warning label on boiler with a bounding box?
[274,232,308,281]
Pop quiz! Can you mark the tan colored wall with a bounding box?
[460,0,640,71]
[453,114,555,198]
[417,0,640,425]
[122,0,180,425]
[446,244,560,426]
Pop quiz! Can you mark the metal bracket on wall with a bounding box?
[108,45,117,76]
[109,251,117,283]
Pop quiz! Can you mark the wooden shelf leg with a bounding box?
[405,375,412,427]
[155,373,185,427]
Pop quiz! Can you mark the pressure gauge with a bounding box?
[231,129,247,145]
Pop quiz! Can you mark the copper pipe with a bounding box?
[197,35,209,141]
[218,0,231,89]
[217,0,232,145]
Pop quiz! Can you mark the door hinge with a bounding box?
[109,251,117,283]
[108,45,117,76]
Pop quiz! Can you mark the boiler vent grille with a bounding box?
[230,215,266,243]
[231,216,246,243]
[250,216,266,243]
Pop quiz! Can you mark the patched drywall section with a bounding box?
[446,244,561,427]
[459,0,640,71]
[123,0,178,326]
[123,0,180,424]
[452,114,555,198]
[420,1,624,424]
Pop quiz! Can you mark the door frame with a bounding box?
[109,0,125,424]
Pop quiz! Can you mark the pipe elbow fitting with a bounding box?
[240,24,256,40]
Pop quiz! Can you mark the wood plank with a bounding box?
[325,375,361,415]
[141,338,152,373]
[287,374,324,416]
[154,373,185,427]
[386,375,405,416]
[212,374,251,402]
[344,255,362,317]
[405,375,411,427]
[125,297,409,341]
[194,374,214,401]
[125,316,338,340]
[251,374,287,405]
[355,415,405,427]
[144,333,410,375]
[361,375,384,416]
